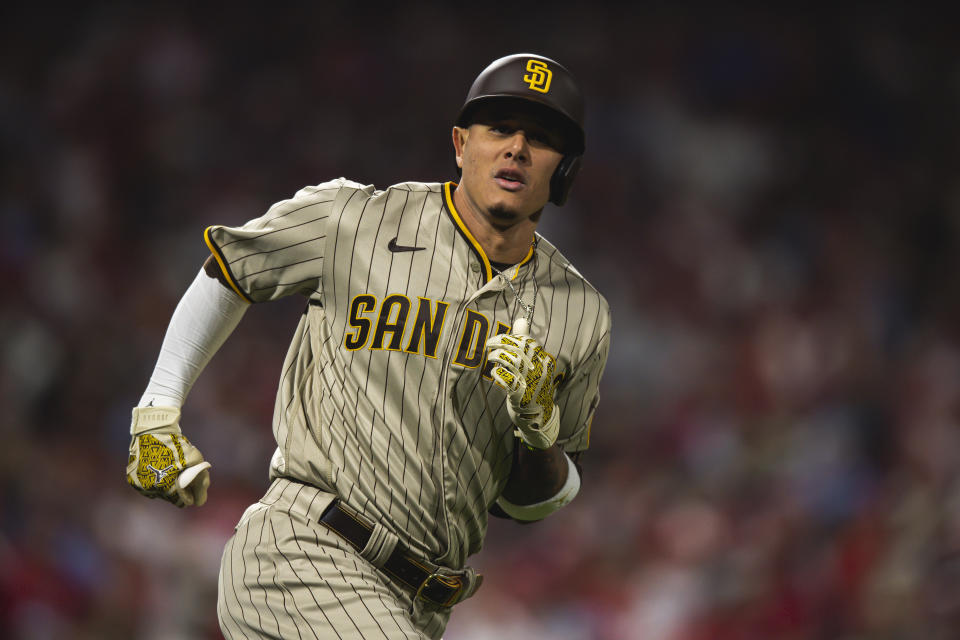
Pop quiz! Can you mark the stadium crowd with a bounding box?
[2,4,959,639]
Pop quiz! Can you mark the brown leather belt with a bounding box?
[319,499,469,607]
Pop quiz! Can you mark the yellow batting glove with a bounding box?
[126,406,211,508]
[485,331,561,449]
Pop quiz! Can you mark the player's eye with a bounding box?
[527,130,560,150]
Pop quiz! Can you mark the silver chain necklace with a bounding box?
[489,239,538,328]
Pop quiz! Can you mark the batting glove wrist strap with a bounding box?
[512,408,560,450]
[126,406,211,508]
[130,406,181,435]
[485,333,561,450]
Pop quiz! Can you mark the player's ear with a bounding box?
[452,126,466,169]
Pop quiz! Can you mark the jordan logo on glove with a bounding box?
[147,463,176,483]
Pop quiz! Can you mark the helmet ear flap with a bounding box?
[549,154,581,206]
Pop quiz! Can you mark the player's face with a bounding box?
[453,107,564,226]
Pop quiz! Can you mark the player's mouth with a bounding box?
[494,168,526,192]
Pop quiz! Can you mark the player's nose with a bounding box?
[504,132,530,163]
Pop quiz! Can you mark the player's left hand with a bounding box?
[485,330,560,449]
[126,406,211,508]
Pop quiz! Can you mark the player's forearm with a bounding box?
[502,444,568,503]
[139,267,248,407]
[497,445,581,521]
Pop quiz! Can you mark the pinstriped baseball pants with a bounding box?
[217,479,450,639]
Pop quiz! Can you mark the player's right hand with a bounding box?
[126,406,211,508]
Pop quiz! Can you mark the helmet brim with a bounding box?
[456,95,585,155]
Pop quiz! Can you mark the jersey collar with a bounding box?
[442,181,535,284]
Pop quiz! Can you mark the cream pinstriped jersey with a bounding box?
[205,179,611,570]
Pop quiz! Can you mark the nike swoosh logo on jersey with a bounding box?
[388,237,426,253]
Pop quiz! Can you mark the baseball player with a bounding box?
[126,53,611,639]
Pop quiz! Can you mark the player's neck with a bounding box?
[452,186,537,264]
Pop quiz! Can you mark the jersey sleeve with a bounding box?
[203,181,344,303]
[555,306,611,454]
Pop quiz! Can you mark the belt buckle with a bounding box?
[415,571,464,607]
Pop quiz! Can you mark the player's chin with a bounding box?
[486,202,542,229]
[487,203,522,222]
[487,193,546,222]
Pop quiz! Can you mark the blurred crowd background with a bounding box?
[3,2,960,639]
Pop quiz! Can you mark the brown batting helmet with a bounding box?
[456,53,585,206]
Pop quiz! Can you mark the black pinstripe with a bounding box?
[253,510,282,636]
[273,514,347,639]
[266,527,307,640]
